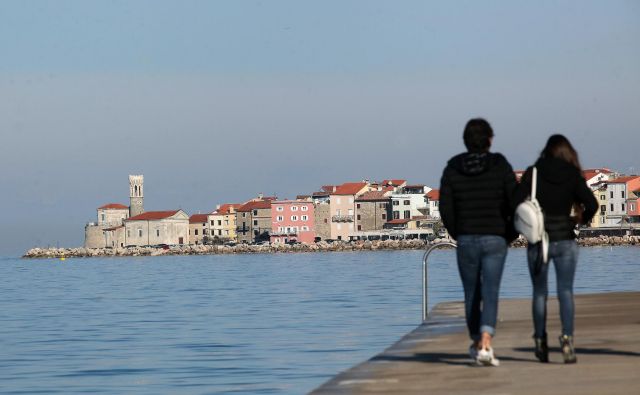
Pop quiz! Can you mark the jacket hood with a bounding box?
[534,157,580,184]
[449,152,506,176]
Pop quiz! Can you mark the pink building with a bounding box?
[270,199,316,244]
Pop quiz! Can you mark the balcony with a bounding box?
[271,229,298,236]
[332,215,354,222]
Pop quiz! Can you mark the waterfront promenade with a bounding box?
[312,292,640,394]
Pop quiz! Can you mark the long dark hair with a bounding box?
[541,134,584,223]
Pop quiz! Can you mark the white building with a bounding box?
[390,184,432,220]
[124,210,189,246]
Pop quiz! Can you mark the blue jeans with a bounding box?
[527,240,578,337]
[456,235,508,341]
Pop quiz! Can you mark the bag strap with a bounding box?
[531,167,537,201]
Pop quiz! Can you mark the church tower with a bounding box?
[129,175,144,217]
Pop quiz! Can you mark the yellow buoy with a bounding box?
[60,256,66,261]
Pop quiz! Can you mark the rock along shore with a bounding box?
[22,235,640,259]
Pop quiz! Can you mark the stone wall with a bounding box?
[314,203,330,241]
[84,224,106,248]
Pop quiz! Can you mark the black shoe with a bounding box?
[559,335,577,364]
[534,336,549,363]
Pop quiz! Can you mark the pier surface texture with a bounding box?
[311,292,640,395]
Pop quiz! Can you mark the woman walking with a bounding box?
[515,135,597,364]
[440,119,517,366]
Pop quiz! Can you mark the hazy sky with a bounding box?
[1,0,639,256]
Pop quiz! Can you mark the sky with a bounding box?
[0,0,638,256]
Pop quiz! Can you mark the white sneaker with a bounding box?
[477,347,500,367]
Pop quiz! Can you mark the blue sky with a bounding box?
[1,1,639,255]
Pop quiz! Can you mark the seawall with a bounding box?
[22,235,640,259]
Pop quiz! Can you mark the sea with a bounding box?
[1,246,638,394]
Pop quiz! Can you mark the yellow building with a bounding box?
[208,204,242,242]
[590,183,608,228]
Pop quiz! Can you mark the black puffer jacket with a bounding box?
[515,157,598,241]
[440,152,517,240]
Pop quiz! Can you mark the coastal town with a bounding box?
[80,169,640,250]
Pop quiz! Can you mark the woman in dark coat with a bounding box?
[515,135,597,364]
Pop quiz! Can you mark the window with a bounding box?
[324,219,328,223]
[219,230,223,235]
[253,220,258,226]
[302,226,309,231]
[101,213,105,221]
[356,203,361,209]
[218,220,222,226]
[404,200,410,205]
[622,191,625,198]
[630,203,635,211]
[253,210,258,216]
[301,206,308,211]
[224,220,228,225]
[611,203,614,211]
[404,210,410,219]
[600,195,606,200]
[254,230,259,236]
[138,229,143,237]
[610,191,614,198]
[291,206,298,211]
[601,217,605,224]
[195,229,198,235]
[127,230,130,238]
[277,215,283,221]
[357,225,362,230]
[210,220,214,225]
[301,215,308,221]
[291,215,298,221]
[622,203,625,211]
[379,203,386,208]
[392,200,399,206]
[277,206,284,212]
[393,211,400,219]
[156,230,160,237]
[357,214,361,220]
[600,205,606,213]
[242,213,246,218]
[382,213,386,219]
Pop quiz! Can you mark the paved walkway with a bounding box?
[311,292,640,395]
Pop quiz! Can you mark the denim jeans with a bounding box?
[527,239,578,337]
[456,235,508,341]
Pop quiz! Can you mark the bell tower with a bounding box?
[129,175,144,217]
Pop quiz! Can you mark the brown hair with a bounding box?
[541,134,584,223]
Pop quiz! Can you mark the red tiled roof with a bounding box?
[189,214,208,224]
[127,210,181,221]
[214,203,242,215]
[405,184,425,189]
[321,185,337,193]
[237,200,272,212]
[382,179,406,186]
[388,219,410,224]
[98,203,128,210]
[356,191,390,201]
[583,168,612,181]
[332,182,368,195]
[608,176,640,184]
[426,189,440,201]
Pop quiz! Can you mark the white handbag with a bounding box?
[514,167,549,263]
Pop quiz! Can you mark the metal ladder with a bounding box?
[422,241,457,322]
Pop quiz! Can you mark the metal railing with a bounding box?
[422,241,457,322]
[331,215,354,222]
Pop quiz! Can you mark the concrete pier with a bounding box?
[311,292,640,395]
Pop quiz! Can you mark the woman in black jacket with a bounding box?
[515,135,597,364]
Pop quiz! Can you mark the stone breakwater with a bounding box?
[22,235,640,259]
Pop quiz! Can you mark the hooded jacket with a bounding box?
[439,152,517,240]
[514,157,597,241]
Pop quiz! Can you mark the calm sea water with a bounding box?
[1,246,638,394]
